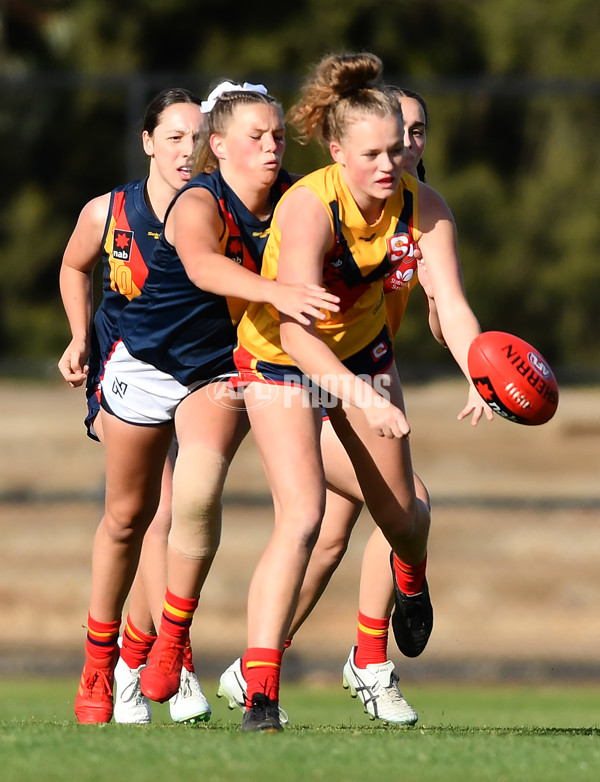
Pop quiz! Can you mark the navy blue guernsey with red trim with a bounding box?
[119,168,292,385]
[86,178,162,432]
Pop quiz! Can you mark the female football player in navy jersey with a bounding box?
[226,53,492,732]
[59,87,214,725]
[71,81,339,724]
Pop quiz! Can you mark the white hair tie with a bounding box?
[200,81,269,113]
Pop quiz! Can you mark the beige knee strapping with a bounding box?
[169,443,229,559]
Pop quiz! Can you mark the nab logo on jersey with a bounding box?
[113,230,133,262]
[226,236,244,264]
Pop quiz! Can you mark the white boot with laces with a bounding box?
[113,655,152,724]
[342,646,418,725]
[169,666,212,724]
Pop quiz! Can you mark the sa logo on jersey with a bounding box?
[387,232,415,264]
[113,230,133,262]
[384,232,417,292]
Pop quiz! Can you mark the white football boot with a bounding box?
[342,646,418,725]
[113,655,152,724]
[217,658,289,724]
[169,666,212,724]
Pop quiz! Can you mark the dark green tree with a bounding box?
[0,0,598,375]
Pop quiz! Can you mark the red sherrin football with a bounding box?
[467,331,559,425]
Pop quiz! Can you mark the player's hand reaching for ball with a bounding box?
[458,383,494,426]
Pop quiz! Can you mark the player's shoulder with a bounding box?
[177,178,220,210]
[175,171,222,209]
[79,178,139,219]
[416,179,455,226]
[75,191,112,232]
[167,175,222,237]
[278,176,330,223]
[283,165,335,204]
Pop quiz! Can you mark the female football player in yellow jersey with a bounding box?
[230,53,492,731]
[218,87,445,725]
[289,88,443,724]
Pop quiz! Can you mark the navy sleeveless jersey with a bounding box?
[87,178,162,402]
[119,168,292,385]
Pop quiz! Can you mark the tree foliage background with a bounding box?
[1,0,599,377]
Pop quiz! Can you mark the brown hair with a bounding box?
[142,87,201,135]
[287,52,401,147]
[189,85,281,175]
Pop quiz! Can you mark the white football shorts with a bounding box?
[101,340,207,426]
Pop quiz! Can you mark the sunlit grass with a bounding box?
[1,678,599,782]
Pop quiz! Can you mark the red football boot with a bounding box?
[74,652,117,724]
[139,633,185,703]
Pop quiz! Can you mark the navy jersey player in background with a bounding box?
[58,88,212,724]
[71,82,339,724]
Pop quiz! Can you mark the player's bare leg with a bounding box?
[239,384,324,731]
[329,365,433,659]
[139,384,248,709]
[75,412,172,723]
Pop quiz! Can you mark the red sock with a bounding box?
[354,612,389,667]
[283,638,293,651]
[85,614,120,663]
[392,554,427,596]
[159,588,198,643]
[120,615,156,669]
[242,647,282,705]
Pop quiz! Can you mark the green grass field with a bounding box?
[1,678,598,782]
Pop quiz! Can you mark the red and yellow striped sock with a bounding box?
[85,613,120,663]
[120,615,156,669]
[392,554,427,596]
[242,647,282,705]
[354,611,389,668]
[159,589,198,643]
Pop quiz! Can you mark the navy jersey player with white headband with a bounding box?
[71,80,339,726]
[115,155,288,388]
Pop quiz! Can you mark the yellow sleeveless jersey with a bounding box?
[237,163,420,364]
